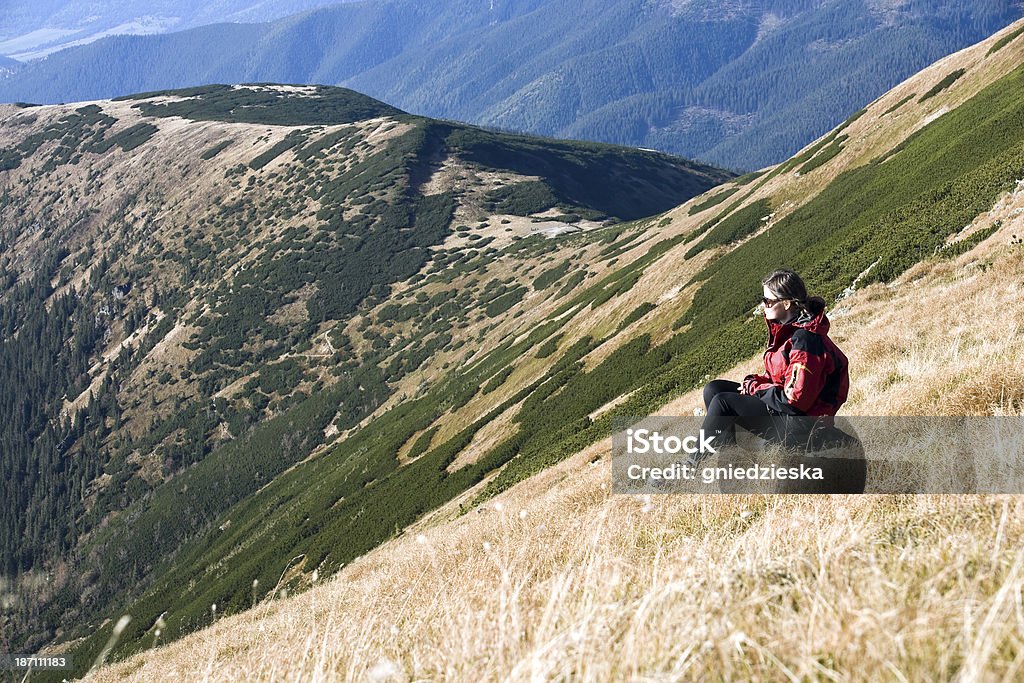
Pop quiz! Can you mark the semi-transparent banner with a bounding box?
[611,416,1024,494]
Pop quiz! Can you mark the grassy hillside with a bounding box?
[9,17,1024,682]
[73,20,1024,679]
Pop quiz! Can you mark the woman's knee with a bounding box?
[705,392,734,417]
[703,379,739,409]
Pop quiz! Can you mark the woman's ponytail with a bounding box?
[762,269,826,317]
[798,296,826,317]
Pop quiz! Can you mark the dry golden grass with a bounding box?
[82,462,1024,681]
[829,234,1024,418]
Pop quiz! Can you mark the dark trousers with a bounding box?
[699,380,866,492]
[701,379,814,450]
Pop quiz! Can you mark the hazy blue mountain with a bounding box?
[1,0,1021,169]
[0,0,357,60]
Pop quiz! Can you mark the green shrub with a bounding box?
[685,198,772,259]
[484,181,558,216]
[936,223,1000,258]
[485,285,528,317]
[615,302,656,333]
[688,187,739,215]
[201,140,234,160]
[919,68,967,103]
[797,134,848,174]
[480,366,515,394]
[532,259,571,290]
[249,131,308,170]
[882,94,916,117]
[987,25,1024,56]
[535,333,564,358]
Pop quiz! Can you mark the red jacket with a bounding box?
[742,303,849,418]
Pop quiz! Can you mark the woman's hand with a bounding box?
[742,374,773,397]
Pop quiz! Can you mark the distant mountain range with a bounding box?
[1,0,1021,170]
[0,0,357,60]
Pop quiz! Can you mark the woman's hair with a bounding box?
[762,268,826,317]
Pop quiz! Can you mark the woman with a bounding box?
[697,268,849,459]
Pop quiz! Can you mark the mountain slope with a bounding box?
[70,17,1024,682]
[1,1,1022,169]
[16,16,1024,681]
[0,83,729,662]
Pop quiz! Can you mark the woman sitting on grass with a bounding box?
[695,268,850,461]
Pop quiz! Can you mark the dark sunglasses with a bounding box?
[761,296,790,307]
